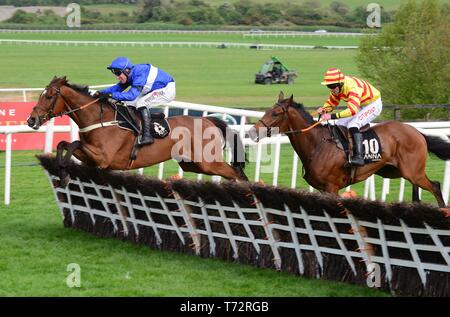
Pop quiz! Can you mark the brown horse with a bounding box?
[249,92,450,208]
[27,77,248,184]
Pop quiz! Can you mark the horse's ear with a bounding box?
[278,91,284,101]
[289,94,294,105]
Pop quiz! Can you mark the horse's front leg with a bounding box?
[56,141,68,167]
[56,140,81,187]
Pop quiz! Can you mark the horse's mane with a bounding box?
[49,76,92,97]
[290,99,316,125]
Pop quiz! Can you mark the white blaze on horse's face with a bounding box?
[27,88,53,130]
[27,106,42,130]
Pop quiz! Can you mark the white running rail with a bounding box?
[1,91,449,206]
[0,39,359,50]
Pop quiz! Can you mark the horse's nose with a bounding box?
[27,116,40,130]
[27,117,35,127]
[248,127,259,142]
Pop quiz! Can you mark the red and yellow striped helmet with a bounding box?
[321,68,345,85]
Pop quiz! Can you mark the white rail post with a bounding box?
[364,177,370,198]
[44,118,55,154]
[381,178,390,202]
[443,161,450,205]
[398,178,405,202]
[291,153,298,189]
[364,175,376,200]
[370,175,376,200]
[254,142,262,182]
[239,116,246,140]
[69,118,79,142]
[272,134,281,186]
[4,133,12,205]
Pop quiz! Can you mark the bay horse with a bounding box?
[249,92,450,208]
[27,77,248,184]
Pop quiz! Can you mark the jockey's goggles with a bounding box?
[326,83,341,90]
[110,68,123,76]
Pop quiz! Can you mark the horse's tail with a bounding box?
[206,117,248,180]
[421,133,450,160]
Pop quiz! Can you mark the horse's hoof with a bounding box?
[59,176,70,188]
[439,207,450,218]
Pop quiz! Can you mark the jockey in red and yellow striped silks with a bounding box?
[320,68,381,119]
[317,68,383,167]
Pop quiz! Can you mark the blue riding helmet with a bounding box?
[107,56,134,75]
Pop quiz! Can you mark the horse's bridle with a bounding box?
[34,85,100,124]
[257,101,289,137]
[257,101,324,137]
[35,86,62,122]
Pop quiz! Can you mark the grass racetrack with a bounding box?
[0,151,388,296]
[1,32,359,108]
[0,31,445,296]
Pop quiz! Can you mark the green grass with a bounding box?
[0,31,363,46]
[0,151,388,297]
[0,43,358,107]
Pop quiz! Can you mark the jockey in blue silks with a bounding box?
[95,56,176,146]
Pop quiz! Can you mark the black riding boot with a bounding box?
[138,107,154,146]
[349,128,364,166]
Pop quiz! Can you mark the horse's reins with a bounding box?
[56,90,139,133]
[58,97,100,118]
[37,86,100,122]
[257,102,324,135]
[286,120,323,134]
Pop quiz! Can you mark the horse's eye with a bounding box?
[45,94,52,100]
[272,111,278,117]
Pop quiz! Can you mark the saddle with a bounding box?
[328,124,382,165]
[110,102,171,166]
[115,104,170,139]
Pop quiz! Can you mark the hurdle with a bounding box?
[39,155,450,297]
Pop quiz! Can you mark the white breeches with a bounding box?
[125,82,176,109]
[336,98,382,129]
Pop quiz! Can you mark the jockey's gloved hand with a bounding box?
[316,107,326,115]
[96,92,112,101]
